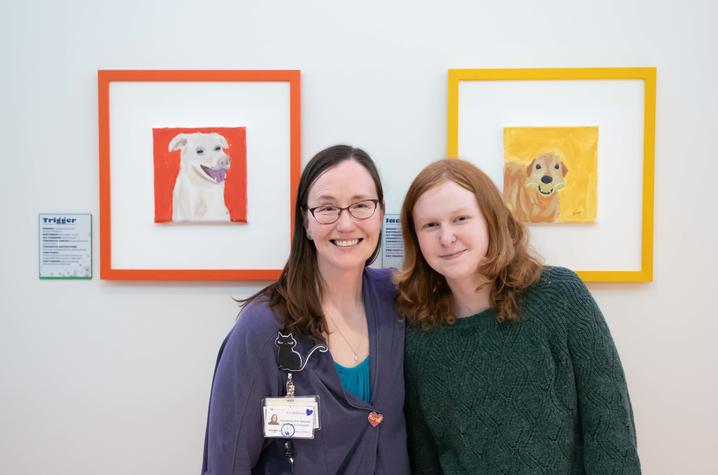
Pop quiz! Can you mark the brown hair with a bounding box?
[394,159,542,329]
[240,145,384,340]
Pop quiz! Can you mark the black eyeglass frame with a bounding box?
[306,199,381,225]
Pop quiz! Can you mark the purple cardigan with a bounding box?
[202,268,410,475]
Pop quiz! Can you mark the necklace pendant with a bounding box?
[353,354,358,362]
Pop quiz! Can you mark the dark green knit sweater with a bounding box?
[404,267,640,474]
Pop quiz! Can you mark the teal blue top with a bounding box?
[334,356,371,402]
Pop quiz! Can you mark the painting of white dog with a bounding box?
[153,127,247,223]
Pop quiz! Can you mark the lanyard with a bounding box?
[272,332,328,472]
[283,373,296,470]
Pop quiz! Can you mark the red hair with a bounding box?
[394,159,542,329]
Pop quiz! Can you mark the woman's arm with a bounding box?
[404,358,443,474]
[202,305,281,475]
[563,273,641,473]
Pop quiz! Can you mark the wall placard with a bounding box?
[39,213,92,279]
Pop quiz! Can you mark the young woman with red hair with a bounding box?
[396,159,640,474]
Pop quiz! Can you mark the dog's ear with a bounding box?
[561,161,569,176]
[526,159,536,176]
[214,133,229,150]
[169,134,188,152]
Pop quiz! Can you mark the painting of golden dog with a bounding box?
[504,152,568,223]
[503,126,598,224]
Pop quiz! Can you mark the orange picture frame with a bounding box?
[98,70,301,280]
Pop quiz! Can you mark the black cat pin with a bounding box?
[275,332,328,372]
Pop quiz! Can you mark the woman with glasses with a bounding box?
[202,145,410,474]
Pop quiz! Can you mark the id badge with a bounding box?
[263,396,320,439]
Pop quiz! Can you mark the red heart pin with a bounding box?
[367,411,383,427]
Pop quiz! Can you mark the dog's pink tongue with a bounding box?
[201,165,228,183]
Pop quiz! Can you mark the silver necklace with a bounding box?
[327,317,362,362]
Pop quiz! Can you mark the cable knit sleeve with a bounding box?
[561,270,641,473]
[404,329,443,475]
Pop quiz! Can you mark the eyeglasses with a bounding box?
[307,199,380,225]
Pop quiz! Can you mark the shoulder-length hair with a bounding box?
[240,145,385,340]
[394,159,542,329]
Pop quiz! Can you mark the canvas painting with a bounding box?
[153,127,247,223]
[503,126,598,223]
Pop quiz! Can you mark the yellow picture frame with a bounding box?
[447,67,656,283]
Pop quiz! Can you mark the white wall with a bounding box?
[2,0,717,473]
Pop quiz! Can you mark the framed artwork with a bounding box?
[98,70,301,280]
[447,68,656,282]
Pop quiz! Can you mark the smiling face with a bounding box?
[305,159,384,277]
[412,179,489,288]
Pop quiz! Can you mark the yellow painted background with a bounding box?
[504,126,598,222]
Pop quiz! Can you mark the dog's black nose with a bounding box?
[541,175,553,184]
